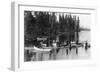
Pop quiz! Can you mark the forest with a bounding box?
[24,11,80,46]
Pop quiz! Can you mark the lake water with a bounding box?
[79,31,91,42]
[24,31,91,61]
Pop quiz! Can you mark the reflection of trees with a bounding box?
[24,11,80,46]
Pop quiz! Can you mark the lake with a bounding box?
[79,31,91,42]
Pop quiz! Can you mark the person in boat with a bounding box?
[85,41,89,51]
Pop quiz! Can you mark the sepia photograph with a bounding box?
[24,10,91,62]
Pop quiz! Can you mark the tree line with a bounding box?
[24,11,80,46]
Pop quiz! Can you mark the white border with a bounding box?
[11,2,97,71]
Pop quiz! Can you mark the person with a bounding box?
[85,41,88,51]
[40,41,46,47]
[46,38,50,47]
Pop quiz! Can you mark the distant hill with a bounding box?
[80,27,91,31]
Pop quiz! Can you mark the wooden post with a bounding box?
[76,16,80,44]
